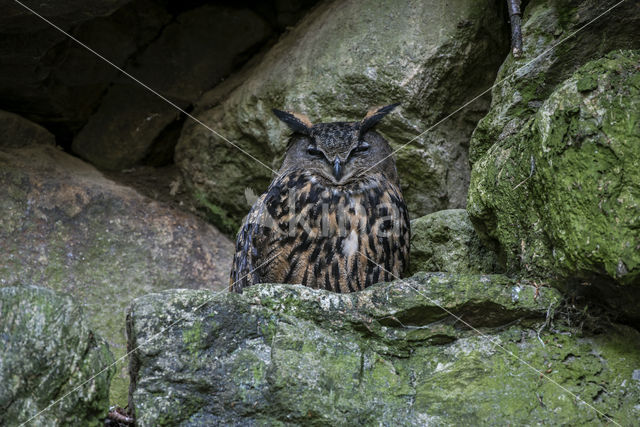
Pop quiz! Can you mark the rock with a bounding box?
[128,276,640,425]
[0,110,55,147]
[0,144,234,405]
[0,285,114,425]
[72,5,272,170]
[0,0,170,135]
[175,0,509,231]
[469,0,640,164]
[409,209,499,275]
[468,51,640,321]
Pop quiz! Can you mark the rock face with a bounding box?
[409,209,499,275]
[128,277,640,425]
[175,0,509,231]
[72,5,272,170]
[468,51,640,321]
[469,0,640,164]
[0,143,234,404]
[0,286,114,426]
[0,110,55,148]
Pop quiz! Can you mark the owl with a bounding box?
[230,104,410,293]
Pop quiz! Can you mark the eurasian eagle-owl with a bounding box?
[230,104,410,293]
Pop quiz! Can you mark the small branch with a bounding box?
[107,406,134,425]
[507,0,523,58]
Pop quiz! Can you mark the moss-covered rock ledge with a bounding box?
[127,275,640,425]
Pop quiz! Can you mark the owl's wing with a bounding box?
[229,193,277,292]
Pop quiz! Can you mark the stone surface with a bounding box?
[0,109,55,147]
[175,0,509,232]
[469,0,640,164]
[128,276,640,425]
[0,285,114,426]
[72,5,272,170]
[0,0,170,135]
[0,144,234,405]
[468,51,640,321]
[409,209,499,275]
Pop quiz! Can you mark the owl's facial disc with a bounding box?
[277,105,400,188]
[304,122,367,184]
[305,142,368,184]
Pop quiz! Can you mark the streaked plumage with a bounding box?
[230,105,410,293]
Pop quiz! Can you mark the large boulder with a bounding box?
[409,209,500,275]
[0,0,170,134]
[0,286,114,425]
[127,276,640,425]
[175,0,509,232]
[72,5,272,170]
[0,143,234,405]
[468,51,640,321]
[469,0,640,164]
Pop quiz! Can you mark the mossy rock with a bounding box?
[0,286,114,426]
[469,0,640,165]
[128,274,640,425]
[409,209,500,275]
[468,50,640,321]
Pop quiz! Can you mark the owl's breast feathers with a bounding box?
[230,171,410,293]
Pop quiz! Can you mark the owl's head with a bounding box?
[273,104,400,186]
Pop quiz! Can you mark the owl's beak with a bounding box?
[332,158,343,181]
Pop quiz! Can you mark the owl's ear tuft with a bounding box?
[360,103,400,136]
[273,109,312,135]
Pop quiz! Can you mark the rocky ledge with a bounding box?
[127,275,640,425]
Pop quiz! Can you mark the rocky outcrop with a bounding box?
[0,286,114,425]
[409,209,499,275]
[127,277,640,425]
[0,143,234,404]
[468,51,640,321]
[72,5,272,170]
[469,0,640,164]
[175,0,509,231]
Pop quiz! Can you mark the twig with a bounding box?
[508,0,524,58]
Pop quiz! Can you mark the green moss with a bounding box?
[194,190,240,236]
[577,74,598,92]
[183,320,204,357]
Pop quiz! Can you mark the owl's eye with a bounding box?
[353,142,370,153]
[307,146,323,157]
